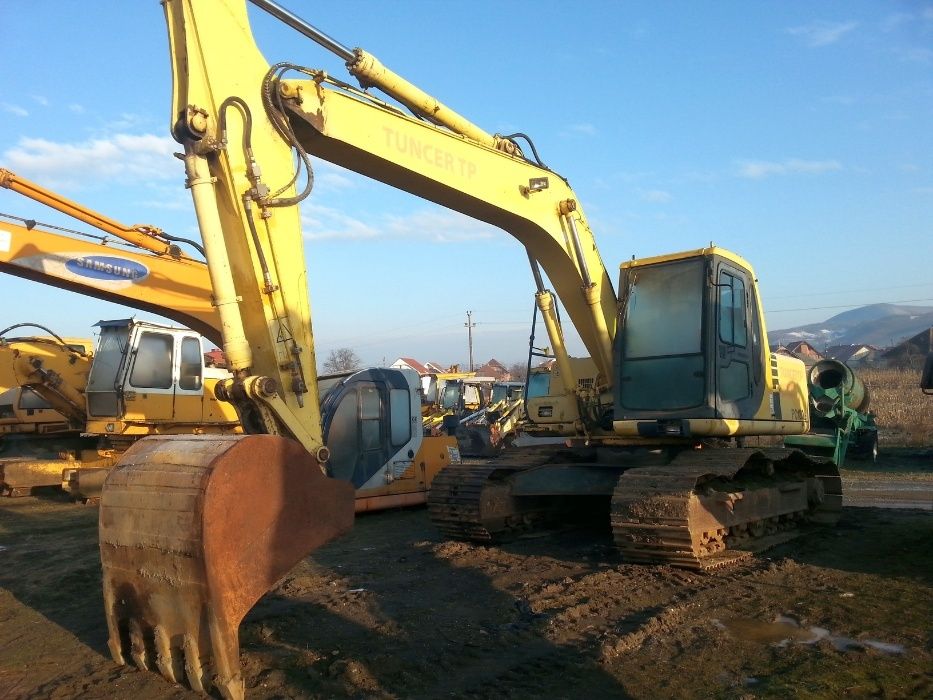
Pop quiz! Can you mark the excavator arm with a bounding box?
[0,330,92,427]
[98,2,356,696]
[279,76,617,387]
[1,167,202,259]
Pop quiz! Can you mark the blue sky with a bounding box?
[1,1,931,368]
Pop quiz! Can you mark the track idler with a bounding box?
[99,434,354,699]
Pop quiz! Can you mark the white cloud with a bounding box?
[311,161,356,192]
[2,103,28,117]
[30,95,49,107]
[301,203,381,240]
[566,123,597,136]
[137,195,191,212]
[636,188,672,203]
[68,104,85,114]
[893,46,933,65]
[736,158,843,179]
[384,209,497,242]
[105,113,152,131]
[2,133,178,185]
[787,20,858,47]
[301,204,498,243]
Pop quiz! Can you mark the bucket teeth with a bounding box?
[152,626,178,684]
[99,434,355,697]
[128,618,149,671]
[182,634,207,695]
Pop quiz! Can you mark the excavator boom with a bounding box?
[0,216,221,344]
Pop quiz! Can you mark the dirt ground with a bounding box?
[0,449,931,700]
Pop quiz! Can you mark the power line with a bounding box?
[768,297,933,313]
[767,282,933,300]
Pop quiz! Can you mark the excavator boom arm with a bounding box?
[164,0,324,450]
[0,168,194,258]
[0,218,221,344]
[281,84,616,380]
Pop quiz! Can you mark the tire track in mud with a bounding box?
[2,498,930,699]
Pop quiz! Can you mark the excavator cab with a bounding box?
[613,247,807,439]
[85,319,237,433]
[320,368,422,489]
[522,357,600,436]
[318,367,462,510]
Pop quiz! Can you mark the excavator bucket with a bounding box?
[99,434,354,699]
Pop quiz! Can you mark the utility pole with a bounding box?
[465,310,476,371]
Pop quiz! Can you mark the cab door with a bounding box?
[172,334,206,423]
[714,262,754,419]
[121,327,178,423]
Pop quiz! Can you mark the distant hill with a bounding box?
[768,303,933,349]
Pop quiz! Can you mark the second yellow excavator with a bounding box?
[0,320,241,498]
[88,2,843,697]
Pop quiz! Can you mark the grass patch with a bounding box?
[858,367,931,447]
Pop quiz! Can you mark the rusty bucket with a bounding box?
[99,434,354,698]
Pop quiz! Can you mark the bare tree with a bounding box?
[506,362,528,381]
[322,347,362,374]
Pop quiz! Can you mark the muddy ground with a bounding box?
[0,449,931,700]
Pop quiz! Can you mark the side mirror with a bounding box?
[921,353,933,395]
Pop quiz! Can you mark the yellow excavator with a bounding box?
[91,2,841,697]
[0,320,241,498]
[0,334,92,493]
[420,369,477,433]
[0,334,92,434]
[0,386,77,436]
[455,380,526,457]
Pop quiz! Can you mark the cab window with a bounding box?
[178,337,203,390]
[719,272,747,347]
[130,332,174,389]
[389,388,411,447]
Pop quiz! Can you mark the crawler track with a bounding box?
[611,448,842,569]
[428,447,567,541]
[429,446,842,569]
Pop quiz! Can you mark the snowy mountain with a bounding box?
[768,304,933,349]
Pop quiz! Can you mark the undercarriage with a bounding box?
[428,445,841,569]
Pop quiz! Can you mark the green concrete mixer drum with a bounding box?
[808,359,871,417]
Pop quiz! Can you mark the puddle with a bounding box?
[713,615,905,655]
[713,615,819,645]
